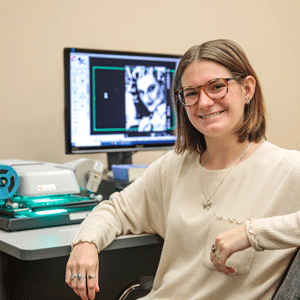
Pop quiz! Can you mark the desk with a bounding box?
[0,225,163,299]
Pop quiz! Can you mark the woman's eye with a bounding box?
[148,84,156,93]
[209,82,226,92]
[184,89,198,98]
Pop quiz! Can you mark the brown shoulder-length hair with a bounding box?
[172,39,266,154]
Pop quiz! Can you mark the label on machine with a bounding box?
[69,212,90,221]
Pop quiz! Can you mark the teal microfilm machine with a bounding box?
[0,159,104,231]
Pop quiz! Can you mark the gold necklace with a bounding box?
[200,143,252,210]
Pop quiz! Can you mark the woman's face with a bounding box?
[181,60,251,141]
[137,74,164,112]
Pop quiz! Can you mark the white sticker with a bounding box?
[69,212,90,221]
[37,184,56,192]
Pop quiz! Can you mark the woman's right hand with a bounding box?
[65,242,100,300]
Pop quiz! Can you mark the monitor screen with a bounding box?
[64,47,181,163]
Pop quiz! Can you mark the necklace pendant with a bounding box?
[202,202,212,210]
[200,142,252,211]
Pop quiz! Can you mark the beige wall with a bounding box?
[1,0,300,168]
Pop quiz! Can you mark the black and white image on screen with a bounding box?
[125,66,168,132]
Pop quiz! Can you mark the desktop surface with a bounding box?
[0,224,163,260]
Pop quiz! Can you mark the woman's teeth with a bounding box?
[201,111,223,119]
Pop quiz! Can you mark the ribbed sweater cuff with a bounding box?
[246,219,264,251]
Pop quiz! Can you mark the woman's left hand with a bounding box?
[210,225,251,275]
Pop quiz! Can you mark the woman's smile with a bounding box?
[200,110,225,119]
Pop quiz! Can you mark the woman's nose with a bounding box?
[196,90,215,108]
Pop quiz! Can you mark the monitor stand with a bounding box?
[107,152,133,171]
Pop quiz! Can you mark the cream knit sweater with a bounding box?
[73,141,300,299]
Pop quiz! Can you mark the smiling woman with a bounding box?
[179,60,254,144]
[66,40,300,300]
[172,39,266,155]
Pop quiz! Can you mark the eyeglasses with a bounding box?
[175,75,245,106]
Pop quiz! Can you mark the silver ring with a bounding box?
[211,245,217,253]
[213,252,220,258]
[77,272,85,282]
[71,273,77,280]
[87,274,95,279]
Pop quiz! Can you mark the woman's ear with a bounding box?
[242,76,256,104]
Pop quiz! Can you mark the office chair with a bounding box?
[272,248,300,300]
[117,248,300,300]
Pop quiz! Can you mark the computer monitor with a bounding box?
[64,47,181,169]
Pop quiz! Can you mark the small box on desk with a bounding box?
[112,164,148,182]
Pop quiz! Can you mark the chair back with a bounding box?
[272,248,300,300]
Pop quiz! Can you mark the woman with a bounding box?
[65,39,300,300]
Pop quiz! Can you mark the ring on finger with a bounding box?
[70,273,77,280]
[211,245,217,253]
[77,272,85,282]
[87,274,95,279]
[213,252,220,258]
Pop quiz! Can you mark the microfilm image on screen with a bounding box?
[125,66,171,132]
[64,48,181,155]
[90,59,175,136]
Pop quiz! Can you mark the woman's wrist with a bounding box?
[71,241,99,253]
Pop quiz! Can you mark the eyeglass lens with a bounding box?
[179,79,228,106]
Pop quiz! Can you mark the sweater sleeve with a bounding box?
[71,154,167,252]
[246,211,300,251]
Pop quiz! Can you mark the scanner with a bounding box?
[0,159,104,231]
